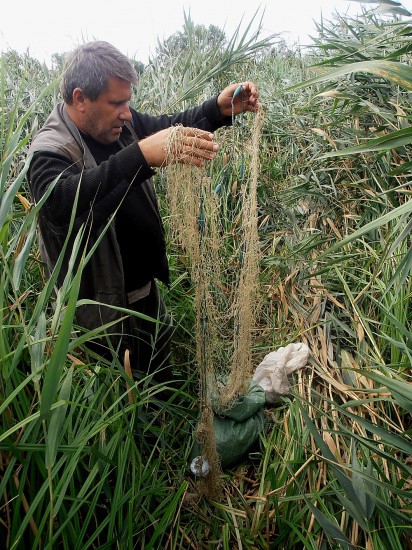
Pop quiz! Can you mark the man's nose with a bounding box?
[119,106,132,122]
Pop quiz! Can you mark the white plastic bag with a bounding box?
[252,342,309,403]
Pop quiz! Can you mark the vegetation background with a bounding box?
[1,1,411,548]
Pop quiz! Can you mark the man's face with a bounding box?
[81,76,133,144]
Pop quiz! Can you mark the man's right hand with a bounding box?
[138,127,219,168]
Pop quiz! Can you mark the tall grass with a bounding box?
[251,2,412,548]
[1,3,412,548]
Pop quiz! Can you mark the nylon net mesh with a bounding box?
[166,108,264,496]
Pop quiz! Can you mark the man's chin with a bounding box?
[99,134,120,145]
[107,131,122,143]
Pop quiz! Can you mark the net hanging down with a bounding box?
[166,104,265,496]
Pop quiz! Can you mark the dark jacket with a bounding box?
[28,98,230,343]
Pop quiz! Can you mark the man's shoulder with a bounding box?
[28,103,84,167]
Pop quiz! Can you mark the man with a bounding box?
[28,40,259,377]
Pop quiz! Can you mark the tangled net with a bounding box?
[166,108,264,496]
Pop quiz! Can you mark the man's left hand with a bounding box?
[217,81,260,118]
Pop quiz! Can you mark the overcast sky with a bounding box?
[1,1,411,64]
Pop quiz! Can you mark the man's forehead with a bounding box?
[104,76,132,98]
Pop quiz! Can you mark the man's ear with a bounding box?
[72,87,86,112]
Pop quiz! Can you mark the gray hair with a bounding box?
[61,41,138,104]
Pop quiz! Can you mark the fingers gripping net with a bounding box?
[166,112,264,495]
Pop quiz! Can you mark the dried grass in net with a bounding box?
[224,107,264,404]
[165,111,264,494]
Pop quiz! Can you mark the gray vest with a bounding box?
[28,103,145,347]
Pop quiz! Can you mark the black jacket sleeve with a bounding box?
[28,142,155,228]
[131,97,231,138]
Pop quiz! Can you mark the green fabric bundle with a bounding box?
[191,383,266,471]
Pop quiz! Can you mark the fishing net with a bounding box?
[166,106,265,496]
